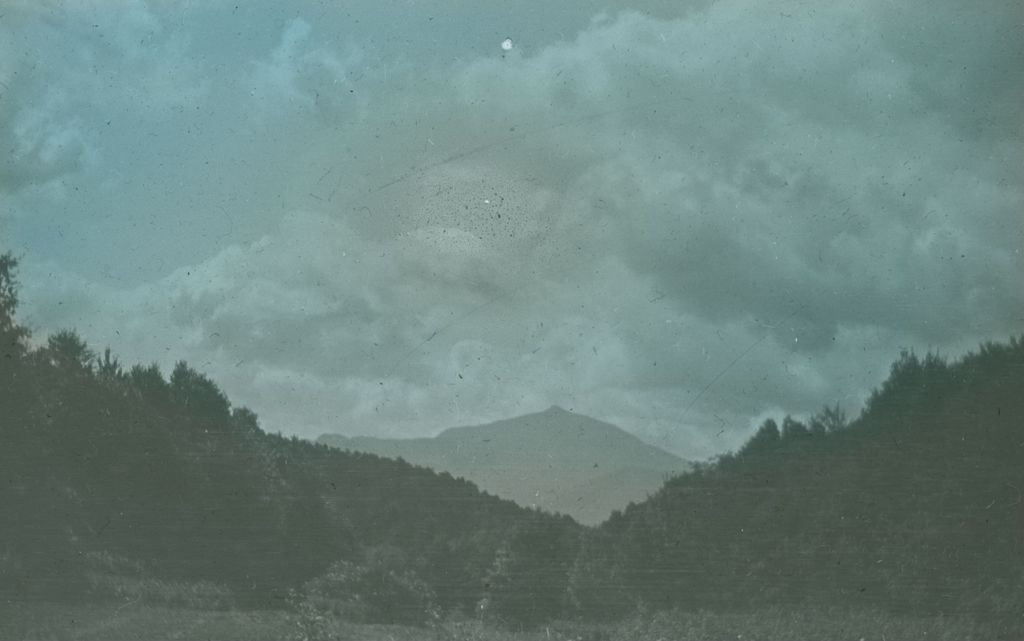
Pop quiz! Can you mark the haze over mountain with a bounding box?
[319,406,689,524]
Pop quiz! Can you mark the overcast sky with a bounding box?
[2,0,1021,459]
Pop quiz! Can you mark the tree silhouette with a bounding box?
[0,252,29,362]
[738,418,780,455]
[42,329,95,372]
[128,362,170,404]
[169,360,230,427]
[572,335,1024,624]
[809,402,847,435]
[96,347,125,384]
[780,415,809,440]
[230,405,262,435]
[1,255,580,617]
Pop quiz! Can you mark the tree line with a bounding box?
[2,251,1021,630]
[0,252,580,622]
[568,337,1024,625]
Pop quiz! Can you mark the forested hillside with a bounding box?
[2,249,1021,635]
[0,253,579,623]
[568,336,1024,626]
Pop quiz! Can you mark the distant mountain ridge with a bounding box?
[319,406,690,524]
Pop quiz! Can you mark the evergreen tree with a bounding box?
[809,402,847,435]
[169,360,231,427]
[42,329,95,372]
[780,415,809,440]
[0,252,29,362]
[738,418,780,455]
[96,347,125,384]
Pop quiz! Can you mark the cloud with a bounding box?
[13,208,932,459]
[0,99,88,194]
[447,4,1022,351]
[246,17,366,122]
[0,1,207,198]
[8,1,1023,459]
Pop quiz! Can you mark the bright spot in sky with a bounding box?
[501,38,514,51]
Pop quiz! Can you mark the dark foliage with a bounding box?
[3,251,1020,631]
[0,253,580,619]
[481,512,580,626]
[570,338,1024,626]
[0,253,29,363]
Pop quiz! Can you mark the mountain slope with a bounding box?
[567,338,1024,627]
[0,253,581,620]
[319,406,689,524]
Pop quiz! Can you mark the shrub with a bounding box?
[294,548,438,626]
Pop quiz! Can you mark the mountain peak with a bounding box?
[321,408,690,524]
[542,405,573,415]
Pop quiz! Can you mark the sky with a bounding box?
[1,0,1021,459]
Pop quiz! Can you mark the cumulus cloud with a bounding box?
[8,0,1023,459]
[439,5,1023,345]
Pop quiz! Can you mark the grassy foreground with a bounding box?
[1,602,1018,641]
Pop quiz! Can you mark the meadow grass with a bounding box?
[1,602,1019,641]
[0,602,294,641]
